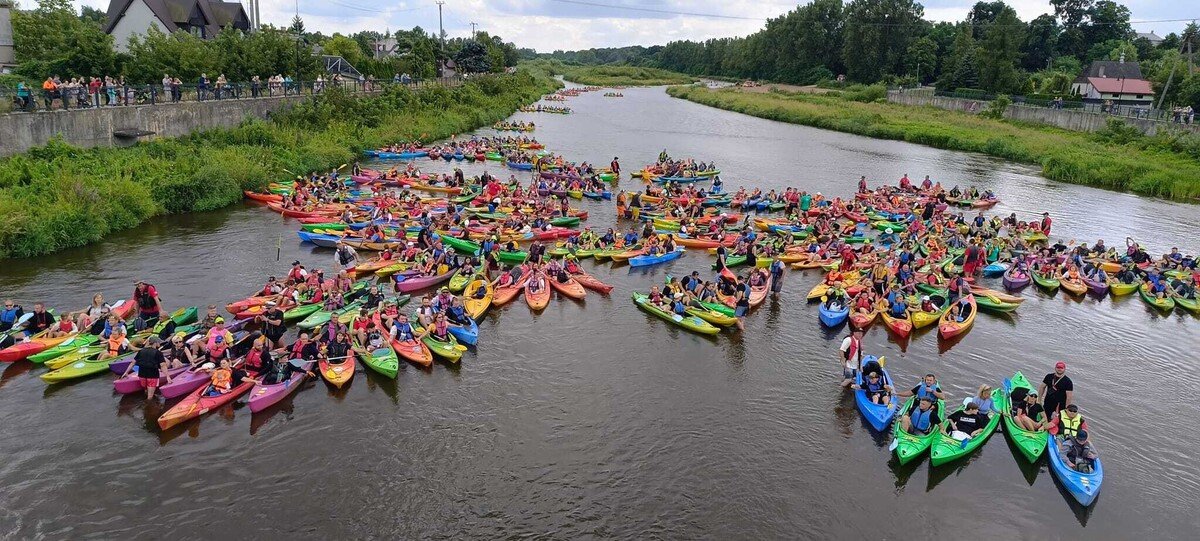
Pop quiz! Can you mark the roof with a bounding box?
[1136,32,1163,43]
[105,0,247,36]
[1087,77,1154,95]
[1080,60,1143,80]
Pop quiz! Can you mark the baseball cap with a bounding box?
[1055,361,1066,369]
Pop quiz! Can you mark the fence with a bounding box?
[915,87,1196,125]
[1,76,465,115]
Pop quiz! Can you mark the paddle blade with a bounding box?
[888,438,899,452]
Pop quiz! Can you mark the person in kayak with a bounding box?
[203,357,251,396]
[0,299,23,334]
[944,401,989,439]
[1058,428,1098,473]
[324,330,354,365]
[899,374,945,404]
[25,302,56,338]
[900,396,941,435]
[1049,403,1088,441]
[1010,389,1047,431]
[100,314,130,360]
[851,371,892,405]
[133,280,163,332]
[971,384,995,415]
[1038,361,1074,419]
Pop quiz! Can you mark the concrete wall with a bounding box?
[887,90,1200,136]
[0,93,307,157]
[110,0,171,52]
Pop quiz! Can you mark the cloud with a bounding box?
[74,0,1195,52]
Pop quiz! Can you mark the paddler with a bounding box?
[899,373,945,404]
[851,371,892,405]
[1010,389,1046,431]
[99,314,129,359]
[900,396,941,436]
[133,280,163,332]
[1,299,25,333]
[944,400,990,440]
[202,357,251,396]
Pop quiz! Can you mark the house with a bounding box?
[1070,58,1155,107]
[103,0,251,51]
[1135,32,1163,47]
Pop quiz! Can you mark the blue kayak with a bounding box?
[818,301,850,327]
[982,262,1009,277]
[453,152,465,161]
[297,231,342,245]
[1047,432,1103,506]
[373,150,429,160]
[507,162,533,171]
[655,175,704,184]
[629,248,684,267]
[448,317,479,346]
[853,355,898,431]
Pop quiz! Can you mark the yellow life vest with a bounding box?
[1060,413,1083,437]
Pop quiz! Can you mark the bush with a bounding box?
[981,95,1011,119]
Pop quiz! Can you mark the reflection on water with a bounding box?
[0,83,1197,537]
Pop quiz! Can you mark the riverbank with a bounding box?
[667,85,1200,202]
[524,60,695,86]
[0,71,559,259]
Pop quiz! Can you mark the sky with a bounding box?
[76,0,1197,52]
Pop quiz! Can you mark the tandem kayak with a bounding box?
[158,376,258,430]
[629,248,683,268]
[631,293,720,335]
[891,396,946,464]
[1047,431,1104,506]
[853,356,897,432]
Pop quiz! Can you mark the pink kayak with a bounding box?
[394,270,453,293]
[113,365,190,394]
[247,361,313,413]
[159,369,211,399]
[158,377,257,430]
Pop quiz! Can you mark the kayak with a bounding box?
[748,276,771,307]
[571,270,614,294]
[525,272,552,311]
[1107,279,1137,296]
[395,270,454,293]
[414,323,462,362]
[1032,271,1060,292]
[355,343,399,378]
[0,331,77,363]
[1047,431,1104,506]
[631,293,720,335]
[448,269,472,293]
[441,235,482,255]
[938,295,976,339]
[818,300,849,327]
[497,250,529,265]
[997,371,1048,463]
[880,310,912,338]
[1175,296,1200,313]
[549,216,580,227]
[975,293,1020,313]
[930,389,1001,466]
[158,376,258,430]
[547,274,587,300]
[463,275,494,319]
[981,262,1008,277]
[448,317,479,346]
[283,301,323,322]
[1081,275,1109,296]
[247,362,313,412]
[698,299,736,317]
[1138,283,1175,313]
[41,351,135,384]
[853,356,897,431]
[114,365,190,394]
[629,248,683,267]
[319,355,356,389]
[296,300,364,330]
[891,396,946,464]
[27,333,100,364]
[1060,277,1087,296]
[849,309,877,330]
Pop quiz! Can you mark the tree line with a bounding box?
[7,0,519,85]
[534,0,1200,108]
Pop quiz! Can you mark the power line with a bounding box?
[323,0,429,15]
[547,0,765,21]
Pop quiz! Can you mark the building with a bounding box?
[1070,58,1155,107]
[0,1,14,71]
[103,0,251,51]
[1135,32,1163,47]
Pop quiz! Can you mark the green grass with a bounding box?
[0,69,561,258]
[523,59,695,86]
[667,85,1200,202]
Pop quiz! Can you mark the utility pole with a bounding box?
[470,22,478,40]
[437,1,445,47]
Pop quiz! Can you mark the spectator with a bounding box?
[251,75,261,98]
[197,73,208,101]
[284,75,294,95]
[104,76,116,106]
[1188,106,1195,125]
[16,81,31,111]
[401,72,411,84]
[393,73,400,84]
[42,76,57,110]
[172,77,182,102]
[122,77,135,105]
[89,77,101,107]
[215,74,227,99]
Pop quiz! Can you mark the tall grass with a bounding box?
[667,85,1200,202]
[0,70,560,258]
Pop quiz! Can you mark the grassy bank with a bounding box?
[667,85,1200,202]
[0,71,560,258]
[523,60,695,87]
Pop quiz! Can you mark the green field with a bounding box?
[0,70,560,258]
[668,85,1200,202]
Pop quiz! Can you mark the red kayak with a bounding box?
[157,376,257,430]
[244,191,283,203]
[571,270,614,294]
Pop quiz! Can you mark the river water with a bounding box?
[1,83,1197,538]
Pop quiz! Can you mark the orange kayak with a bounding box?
[548,274,587,300]
[319,355,356,389]
[571,271,614,294]
[525,272,551,310]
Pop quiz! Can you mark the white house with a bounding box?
[104,0,251,51]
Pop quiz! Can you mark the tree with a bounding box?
[454,41,491,73]
[905,37,938,84]
[1022,14,1059,71]
[1107,40,1137,62]
[1051,0,1093,28]
[1082,1,1131,54]
[79,5,107,25]
[966,1,1010,40]
[937,24,979,90]
[841,0,925,82]
[323,34,365,67]
[977,7,1024,93]
[12,0,118,79]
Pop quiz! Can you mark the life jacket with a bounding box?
[135,286,157,311]
[910,406,934,432]
[843,336,862,362]
[394,321,414,341]
[1059,413,1084,438]
[211,368,232,392]
[108,331,126,354]
[0,307,18,324]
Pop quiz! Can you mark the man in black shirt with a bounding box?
[129,336,168,399]
[945,401,989,438]
[1039,361,1074,419]
[258,301,287,348]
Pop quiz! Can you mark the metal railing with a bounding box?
[2,76,468,114]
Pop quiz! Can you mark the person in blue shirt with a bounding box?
[889,295,907,318]
[901,396,941,435]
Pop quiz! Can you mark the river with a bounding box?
[1,82,1197,538]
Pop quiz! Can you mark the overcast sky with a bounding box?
[77,0,1196,52]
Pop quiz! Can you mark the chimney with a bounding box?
[1099,65,1105,78]
[1119,51,1125,64]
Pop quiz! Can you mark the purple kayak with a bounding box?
[394,270,453,293]
[159,369,211,399]
[1081,275,1110,296]
[1002,267,1031,290]
[113,366,190,394]
[247,361,313,413]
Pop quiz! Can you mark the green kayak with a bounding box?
[1032,272,1060,291]
[411,314,463,362]
[632,293,720,335]
[768,202,786,212]
[997,371,1049,463]
[930,387,1001,466]
[472,212,509,221]
[873,221,907,232]
[301,222,348,232]
[550,216,580,227]
[297,300,364,330]
[842,236,867,244]
[892,396,946,464]
[448,270,471,293]
[355,344,399,378]
[451,188,481,204]
[598,172,617,182]
[1138,283,1175,312]
[41,351,134,384]
[712,255,748,270]
[284,302,322,322]
[697,300,736,317]
[1175,296,1200,313]
[975,295,1020,312]
[485,152,503,161]
[154,306,199,334]
[28,334,101,364]
[497,250,529,265]
[441,235,482,255]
